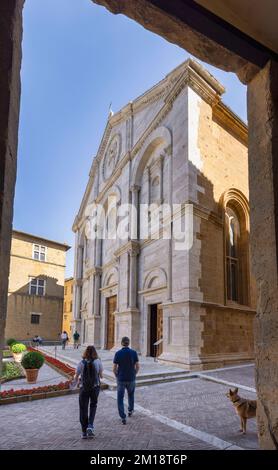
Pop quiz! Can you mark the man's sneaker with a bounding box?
[128,410,133,417]
[81,432,87,439]
[122,419,127,425]
[87,427,95,438]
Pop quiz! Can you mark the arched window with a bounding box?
[224,194,250,306]
[225,207,240,302]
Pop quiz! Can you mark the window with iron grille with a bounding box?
[31,314,40,324]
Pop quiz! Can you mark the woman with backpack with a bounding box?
[72,345,103,439]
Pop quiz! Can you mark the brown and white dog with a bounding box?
[226,387,257,434]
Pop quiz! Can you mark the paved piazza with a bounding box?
[0,353,258,450]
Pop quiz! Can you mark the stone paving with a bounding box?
[203,364,255,389]
[0,391,216,450]
[0,362,258,450]
[1,363,66,391]
[134,378,257,450]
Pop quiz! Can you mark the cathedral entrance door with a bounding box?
[106,295,117,350]
[150,303,163,357]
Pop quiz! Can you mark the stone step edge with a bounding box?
[102,374,198,390]
[38,347,190,380]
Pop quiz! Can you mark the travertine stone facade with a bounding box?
[5,230,70,341]
[73,59,256,369]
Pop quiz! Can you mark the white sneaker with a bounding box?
[87,427,95,438]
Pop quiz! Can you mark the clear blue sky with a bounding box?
[14,0,247,277]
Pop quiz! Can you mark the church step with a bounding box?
[102,373,194,390]
[102,369,189,381]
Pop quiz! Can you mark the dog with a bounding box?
[226,387,257,434]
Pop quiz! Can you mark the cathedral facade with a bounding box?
[72,59,256,369]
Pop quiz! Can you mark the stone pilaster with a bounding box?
[248,60,278,450]
[93,267,102,316]
[130,185,140,240]
[0,1,24,376]
[128,242,140,309]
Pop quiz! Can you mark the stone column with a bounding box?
[77,245,84,278]
[146,166,151,205]
[93,267,101,316]
[159,154,164,203]
[130,185,140,240]
[247,60,278,450]
[167,223,173,301]
[128,245,139,309]
[0,0,24,376]
[70,279,82,334]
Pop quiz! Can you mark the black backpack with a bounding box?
[82,360,96,392]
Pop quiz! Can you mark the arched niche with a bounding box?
[143,267,167,291]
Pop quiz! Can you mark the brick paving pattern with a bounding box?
[203,364,255,389]
[0,391,216,450]
[0,364,258,450]
[134,378,258,450]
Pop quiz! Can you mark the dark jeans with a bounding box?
[117,381,135,420]
[79,387,100,433]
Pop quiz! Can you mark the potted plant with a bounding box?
[6,338,17,350]
[21,351,44,383]
[11,343,26,363]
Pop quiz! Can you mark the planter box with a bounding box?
[0,383,108,405]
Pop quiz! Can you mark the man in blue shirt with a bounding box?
[113,336,140,424]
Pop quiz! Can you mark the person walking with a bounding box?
[72,345,103,439]
[113,336,139,425]
[73,330,80,349]
[61,331,68,350]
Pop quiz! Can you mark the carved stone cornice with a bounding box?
[114,240,140,258]
[212,101,248,145]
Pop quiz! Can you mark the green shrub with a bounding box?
[6,338,17,348]
[11,343,27,354]
[21,351,44,370]
[3,350,13,358]
[1,361,23,380]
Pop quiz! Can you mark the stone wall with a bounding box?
[0,0,24,373]
[5,294,63,341]
[200,304,255,368]
[5,232,67,342]
[248,61,278,449]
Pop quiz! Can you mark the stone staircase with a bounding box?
[38,346,192,389]
[101,369,191,390]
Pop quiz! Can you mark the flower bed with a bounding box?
[0,348,76,405]
[1,362,25,383]
[28,347,75,378]
[0,380,71,399]
[0,383,78,405]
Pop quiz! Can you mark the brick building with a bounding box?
[5,230,70,341]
